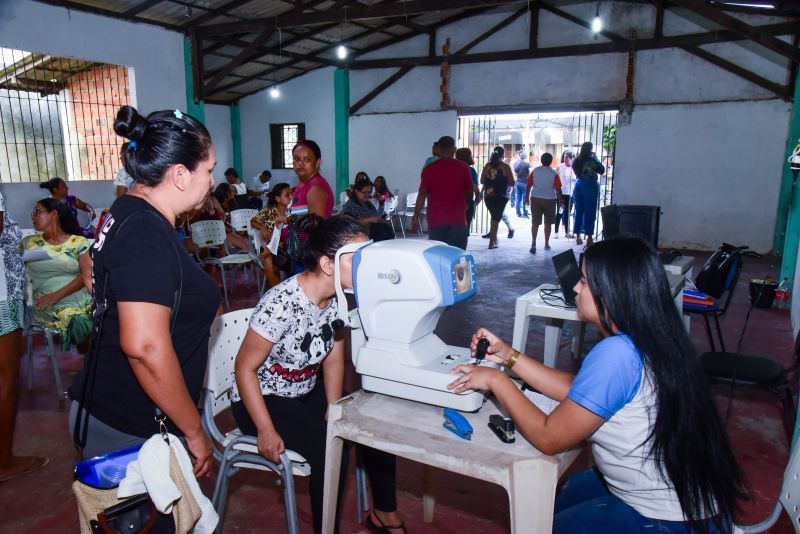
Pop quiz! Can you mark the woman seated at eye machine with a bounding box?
[448,237,746,533]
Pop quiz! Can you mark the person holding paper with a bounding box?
[21,199,92,352]
[251,182,292,287]
[448,238,746,533]
[0,192,49,483]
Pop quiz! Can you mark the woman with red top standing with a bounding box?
[291,140,334,218]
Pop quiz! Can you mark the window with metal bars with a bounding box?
[270,123,305,169]
[0,47,131,183]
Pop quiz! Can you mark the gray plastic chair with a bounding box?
[22,269,64,397]
[202,309,369,531]
[734,427,800,532]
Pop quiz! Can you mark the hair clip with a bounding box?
[128,141,137,152]
[174,109,184,119]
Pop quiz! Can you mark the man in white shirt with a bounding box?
[246,170,271,209]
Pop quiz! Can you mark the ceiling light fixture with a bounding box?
[337,44,348,60]
[270,86,280,99]
[592,2,602,33]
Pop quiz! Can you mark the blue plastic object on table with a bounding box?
[74,444,142,489]
[443,407,473,440]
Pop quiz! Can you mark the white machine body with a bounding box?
[340,239,484,412]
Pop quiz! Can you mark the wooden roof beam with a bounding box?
[671,0,800,63]
[197,0,525,34]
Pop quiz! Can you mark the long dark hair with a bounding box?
[489,146,504,168]
[113,105,212,187]
[39,177,65,194]
[37,198,82,236]
[266,182,291,208]
[298,214,366,271]
[583,238,747,529]
[213,183,232,209]
[349,177,372,203]
[374,176,393,198]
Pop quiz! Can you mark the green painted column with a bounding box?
[334,68,350,196]
[779,72,800,284]
[230,103,243,178]
[183,37,205,122]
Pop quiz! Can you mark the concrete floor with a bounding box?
[1,226,795,533]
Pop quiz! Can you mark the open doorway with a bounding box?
[457,111,617,238]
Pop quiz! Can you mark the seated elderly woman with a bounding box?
[20,199,92,351]
[39,177,94,237]
[341,177,395,242]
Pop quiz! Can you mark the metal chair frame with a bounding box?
[202,310,369,531]
[190,220,254,308]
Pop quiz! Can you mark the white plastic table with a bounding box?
[664,255,694,331]
[513,274,685,368]
[321,390,581,534]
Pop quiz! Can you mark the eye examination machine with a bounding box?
[335,239,485,412]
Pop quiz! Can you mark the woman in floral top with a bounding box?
[0,191,48,482]
[251,182,292,287]
[21,199,92,352]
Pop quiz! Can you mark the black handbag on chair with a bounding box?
[694,243,748,299]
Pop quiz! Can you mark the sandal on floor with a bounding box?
[507,229,515,239]
[0,456,49,484]
[529,245,536,254]
[489,242,499,249]
[367,512,407,534]
[544,244,551,250]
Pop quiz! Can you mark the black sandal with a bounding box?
[367,512,407,534]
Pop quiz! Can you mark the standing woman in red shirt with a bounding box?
[290,140,334,218]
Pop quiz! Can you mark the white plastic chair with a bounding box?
[190,220,254,308]
[22,270,64,397]
[229,209,258,234]
[202,310,369,531]
[733,427,800,532]
[403,192,426,235]
[385,196,404,238]
[247,226,269,296]
[20,228,39,239]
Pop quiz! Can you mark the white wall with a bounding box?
[614,99,791,252]
[349,110,457,202]
[0,0,187,220]
[340,4,793,252]
[204,104,234,185]
[239,68,336,190]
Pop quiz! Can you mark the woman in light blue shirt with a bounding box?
[449,238,746,533]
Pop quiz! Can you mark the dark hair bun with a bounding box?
[39,181,50,190]
[297,214,322,234]
[114,105,148,141]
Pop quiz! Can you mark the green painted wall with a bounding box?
[230,103,242,178]
[334,69,350,196]
[183,37,205,122]
[779,72,800,286]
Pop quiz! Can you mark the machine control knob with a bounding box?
[475,337,490,363]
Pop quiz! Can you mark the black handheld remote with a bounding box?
[475,337,490,364]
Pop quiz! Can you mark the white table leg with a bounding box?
[512,300,531,353]
[571,321,586,360]
[422,465,437,523]
[322,403,345,534]
[543,318,564,368]
[507,459,559,534]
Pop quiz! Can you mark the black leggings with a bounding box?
[485,196,509,222]
[555,194,571,233]
[232,383,397,534]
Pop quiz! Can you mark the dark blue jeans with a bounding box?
[514,182,528,217]
[554,468,729,534]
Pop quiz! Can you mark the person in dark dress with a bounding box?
[68,106,220,478]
